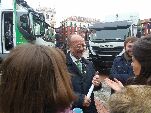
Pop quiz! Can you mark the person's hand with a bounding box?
[92,71,101,86]
[104,78,124,92]
[83,95,91,107]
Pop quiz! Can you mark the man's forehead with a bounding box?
[72,40,85,46]
[127,41,134,45]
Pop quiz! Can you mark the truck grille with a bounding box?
[91,46,123,56]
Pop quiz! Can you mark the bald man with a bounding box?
[66,34,102,113]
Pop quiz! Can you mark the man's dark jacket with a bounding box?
[66,52,101,113]
[110,54,134,85]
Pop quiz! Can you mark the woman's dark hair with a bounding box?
[0,44,75,113]
[132,35,151,85]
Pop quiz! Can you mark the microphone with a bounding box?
[87,84,94,98]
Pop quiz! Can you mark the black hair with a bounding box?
[132,35,151,85]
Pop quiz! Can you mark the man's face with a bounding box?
[70,38,86,59]
[124,42,134,57]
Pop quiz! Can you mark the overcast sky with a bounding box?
[25,0,150,21]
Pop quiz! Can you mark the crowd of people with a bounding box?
[105,35,151,113]
[0,33,151,113]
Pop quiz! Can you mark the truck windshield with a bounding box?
[90,28,129,41]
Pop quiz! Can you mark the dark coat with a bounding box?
[110,54,134,85]
[66,52,100,113]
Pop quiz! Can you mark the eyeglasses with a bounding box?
[74,44,86,50]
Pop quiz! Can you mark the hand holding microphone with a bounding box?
[87,71,100,99]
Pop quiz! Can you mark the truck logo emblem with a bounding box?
[100,45,113,47]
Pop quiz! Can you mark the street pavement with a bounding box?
[94,75,111,113]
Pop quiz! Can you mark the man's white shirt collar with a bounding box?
[70,53,81,63]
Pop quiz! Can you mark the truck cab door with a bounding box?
[0,11,14,54]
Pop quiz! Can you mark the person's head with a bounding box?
[68,34,86,59]
[131,35,151,85]
[0,44,75,113]
[124,36,137,57]
[108,85,151,113]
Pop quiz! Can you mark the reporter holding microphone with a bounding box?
[66,34,102,113]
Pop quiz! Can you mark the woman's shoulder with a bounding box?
[125,85,151,94]
[108,85,151,113]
